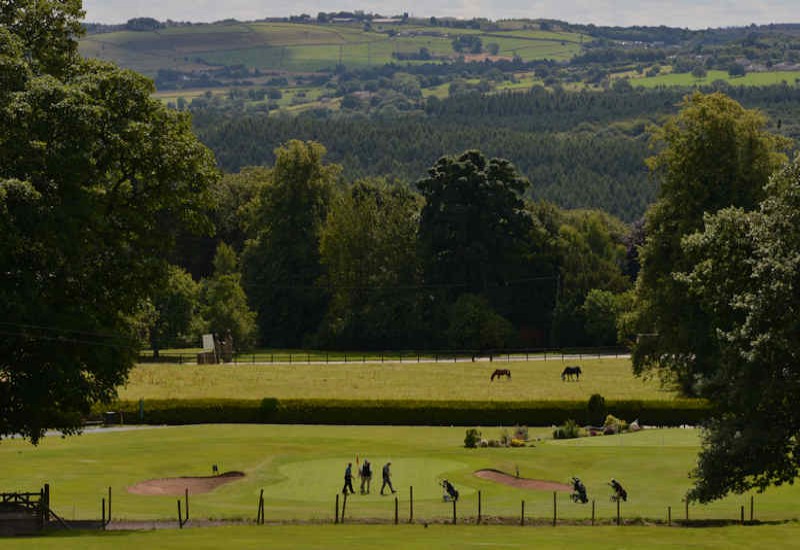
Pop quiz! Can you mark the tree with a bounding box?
[679,157,800,502]
[148,266,203,358]
[417,151,539,345]
[318,179,422,349]
[417,150,532,294]
[171,166,268,279]
[0,0,84,77]
[631,92,789,395]
[728,62,746,77]
[202,243,257,351]
[242,140,339,346]
[691,65,707,79]
[0,3,217,443]
[446,294,517,350]
[582,289,622,346]
[551,209,631,346]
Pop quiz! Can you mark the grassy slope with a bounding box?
[79,23,583,75]
[2,426,797,524]
[14,524,800,550]
[119,358,673,401]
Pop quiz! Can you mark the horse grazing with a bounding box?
[561,366,582,381]
[490,369,511,381]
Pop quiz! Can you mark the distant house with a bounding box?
[332,17,356,23]
[373,18,401,24]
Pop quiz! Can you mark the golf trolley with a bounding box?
[609,479,627,502]
[440,479,459,502]
[570,476,589,504]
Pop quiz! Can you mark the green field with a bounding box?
[9,523,799,550]
[79,22,583,75]
[2,425,796,525]
[119,358,673,401]
[631,70,800,88]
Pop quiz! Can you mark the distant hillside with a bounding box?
[79,20,583,77]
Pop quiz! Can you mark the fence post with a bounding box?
[750,495,754,521]
[184,488,189,521]
[668,506,671,526]
[341,493,347,523]
[477,490,482,524]
[591,499,595,526]
[394,496,398,525]
[452,498,457,524]
[43,484,50,524]
[335,493,339,524]
[616,497,620,526]
[177,500,183,529]
[740,505,744,524]
[101,497,105,527]
[108,486,112,524]
[552,491,557,526]
[409,486,413,523]
[521,500,525,526]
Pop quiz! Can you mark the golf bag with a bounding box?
[609,479,627,502]
[441,479,459,502]
[570,477,588,504]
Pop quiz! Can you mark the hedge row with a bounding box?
[94,398,710,427]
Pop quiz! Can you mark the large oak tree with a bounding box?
[680,157,800,502]
[631,92,789,395]
[0,1,217,442]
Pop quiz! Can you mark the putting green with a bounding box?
[269,458,471,501]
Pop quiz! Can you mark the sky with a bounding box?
[82,1,798,29]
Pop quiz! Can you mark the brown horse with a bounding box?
[490,369,511,381]
[561,366,582,381]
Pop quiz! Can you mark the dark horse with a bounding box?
[490,369,511,381]
[561,366,582,381]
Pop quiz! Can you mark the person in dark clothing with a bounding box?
[381,461,396,495]
[342,462,355,495]
[359,459,372,494]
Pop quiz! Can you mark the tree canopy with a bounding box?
[680,157,800,502]
[0,1,217,443]
[631,92,789,395]
[242,140,339,347]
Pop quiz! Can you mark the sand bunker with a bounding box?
[127,471,245,496]
[474,469,572,492]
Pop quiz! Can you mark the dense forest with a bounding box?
[192,84,800,222]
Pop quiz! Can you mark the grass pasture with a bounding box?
[3,425,798,525]
[13,523,800,550]
[120,358,673,401]
[631,69,800,88]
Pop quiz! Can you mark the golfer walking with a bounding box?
[342,462,355,495]
[359,459,372,494]
[381,461,396,495]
